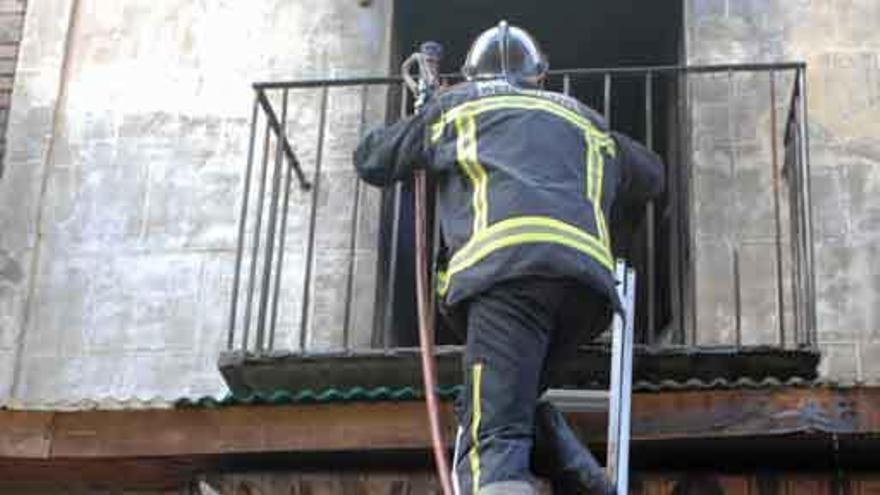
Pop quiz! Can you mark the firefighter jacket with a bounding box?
[353,80,664,312]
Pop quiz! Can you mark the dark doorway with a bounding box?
[380,0,685,346]
[394,0,682,74]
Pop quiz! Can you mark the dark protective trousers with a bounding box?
[451,277,612,494]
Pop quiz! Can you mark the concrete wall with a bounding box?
[0,0,25,169]
[0,0,392,408]
[687,0,880,382]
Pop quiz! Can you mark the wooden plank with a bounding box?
[2,463,880,492]
[853,477,880,495]
[0,410,53,458]
[0,386,875,462]
[0,457,203,489]
[623,387,866,441]
[716,475,751,495]
[207,471,448,495]
[784,476,829,495]
[49,402,456,459]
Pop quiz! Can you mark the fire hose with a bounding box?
[401,42,454,495]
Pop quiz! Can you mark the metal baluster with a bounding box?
[800,77,811,348]
[603,73,612,124]
[563,73,571,96]
[267,162,293,353]
[733,247,742,348]
[686,75,698,347]
[343,85,370,350]
[789,148,804,347]
[768,70,787,347]
[794,75,806,347]
[382,84,409,350]
[256,89,289,354]
[726,69,738,348]
[268,98,298,352]
[670,72,686,346]
[228,95,259,350]
[644,72,656,346]
[383,183,403,349]
[241,105,273,353]
[300,86,330,351]
[788,78,805,346]
[797,68,817,348]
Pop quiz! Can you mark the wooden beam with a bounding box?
[0,386,877,487]
[0,457,205,489]
[0,411,53,459]
[47,402,452,459]
[613,386,869,441]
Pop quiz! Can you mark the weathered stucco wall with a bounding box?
[0,0,392,408]
[687,0,880,382]
[0,0,26,169]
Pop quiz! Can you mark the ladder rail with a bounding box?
[618,266,635,493]
[607,260,635,495]
[605,262,624,483]
[539,260,636,495]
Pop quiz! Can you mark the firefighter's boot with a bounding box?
[533,400,616,495]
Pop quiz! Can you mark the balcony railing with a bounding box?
[222,63,817,380]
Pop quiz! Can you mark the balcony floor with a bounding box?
[219,345,820,397]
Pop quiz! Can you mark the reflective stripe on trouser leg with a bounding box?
[453,364,484,495]
[452,426,463,495]
[469,363,483,493]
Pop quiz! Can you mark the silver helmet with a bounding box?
[461,21,548,87]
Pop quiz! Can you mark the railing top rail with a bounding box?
[547,61,805,77]
[252,61,807,90]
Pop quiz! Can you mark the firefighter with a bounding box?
[353,21,663,495]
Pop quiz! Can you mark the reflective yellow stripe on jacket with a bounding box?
[454,114,488,234]
[585,130,615,245]
[431,94,612,144]
[438,216,614,296]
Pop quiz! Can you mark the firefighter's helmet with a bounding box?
[461,21,548,86]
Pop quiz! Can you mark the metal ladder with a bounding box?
[545,260,635,495]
